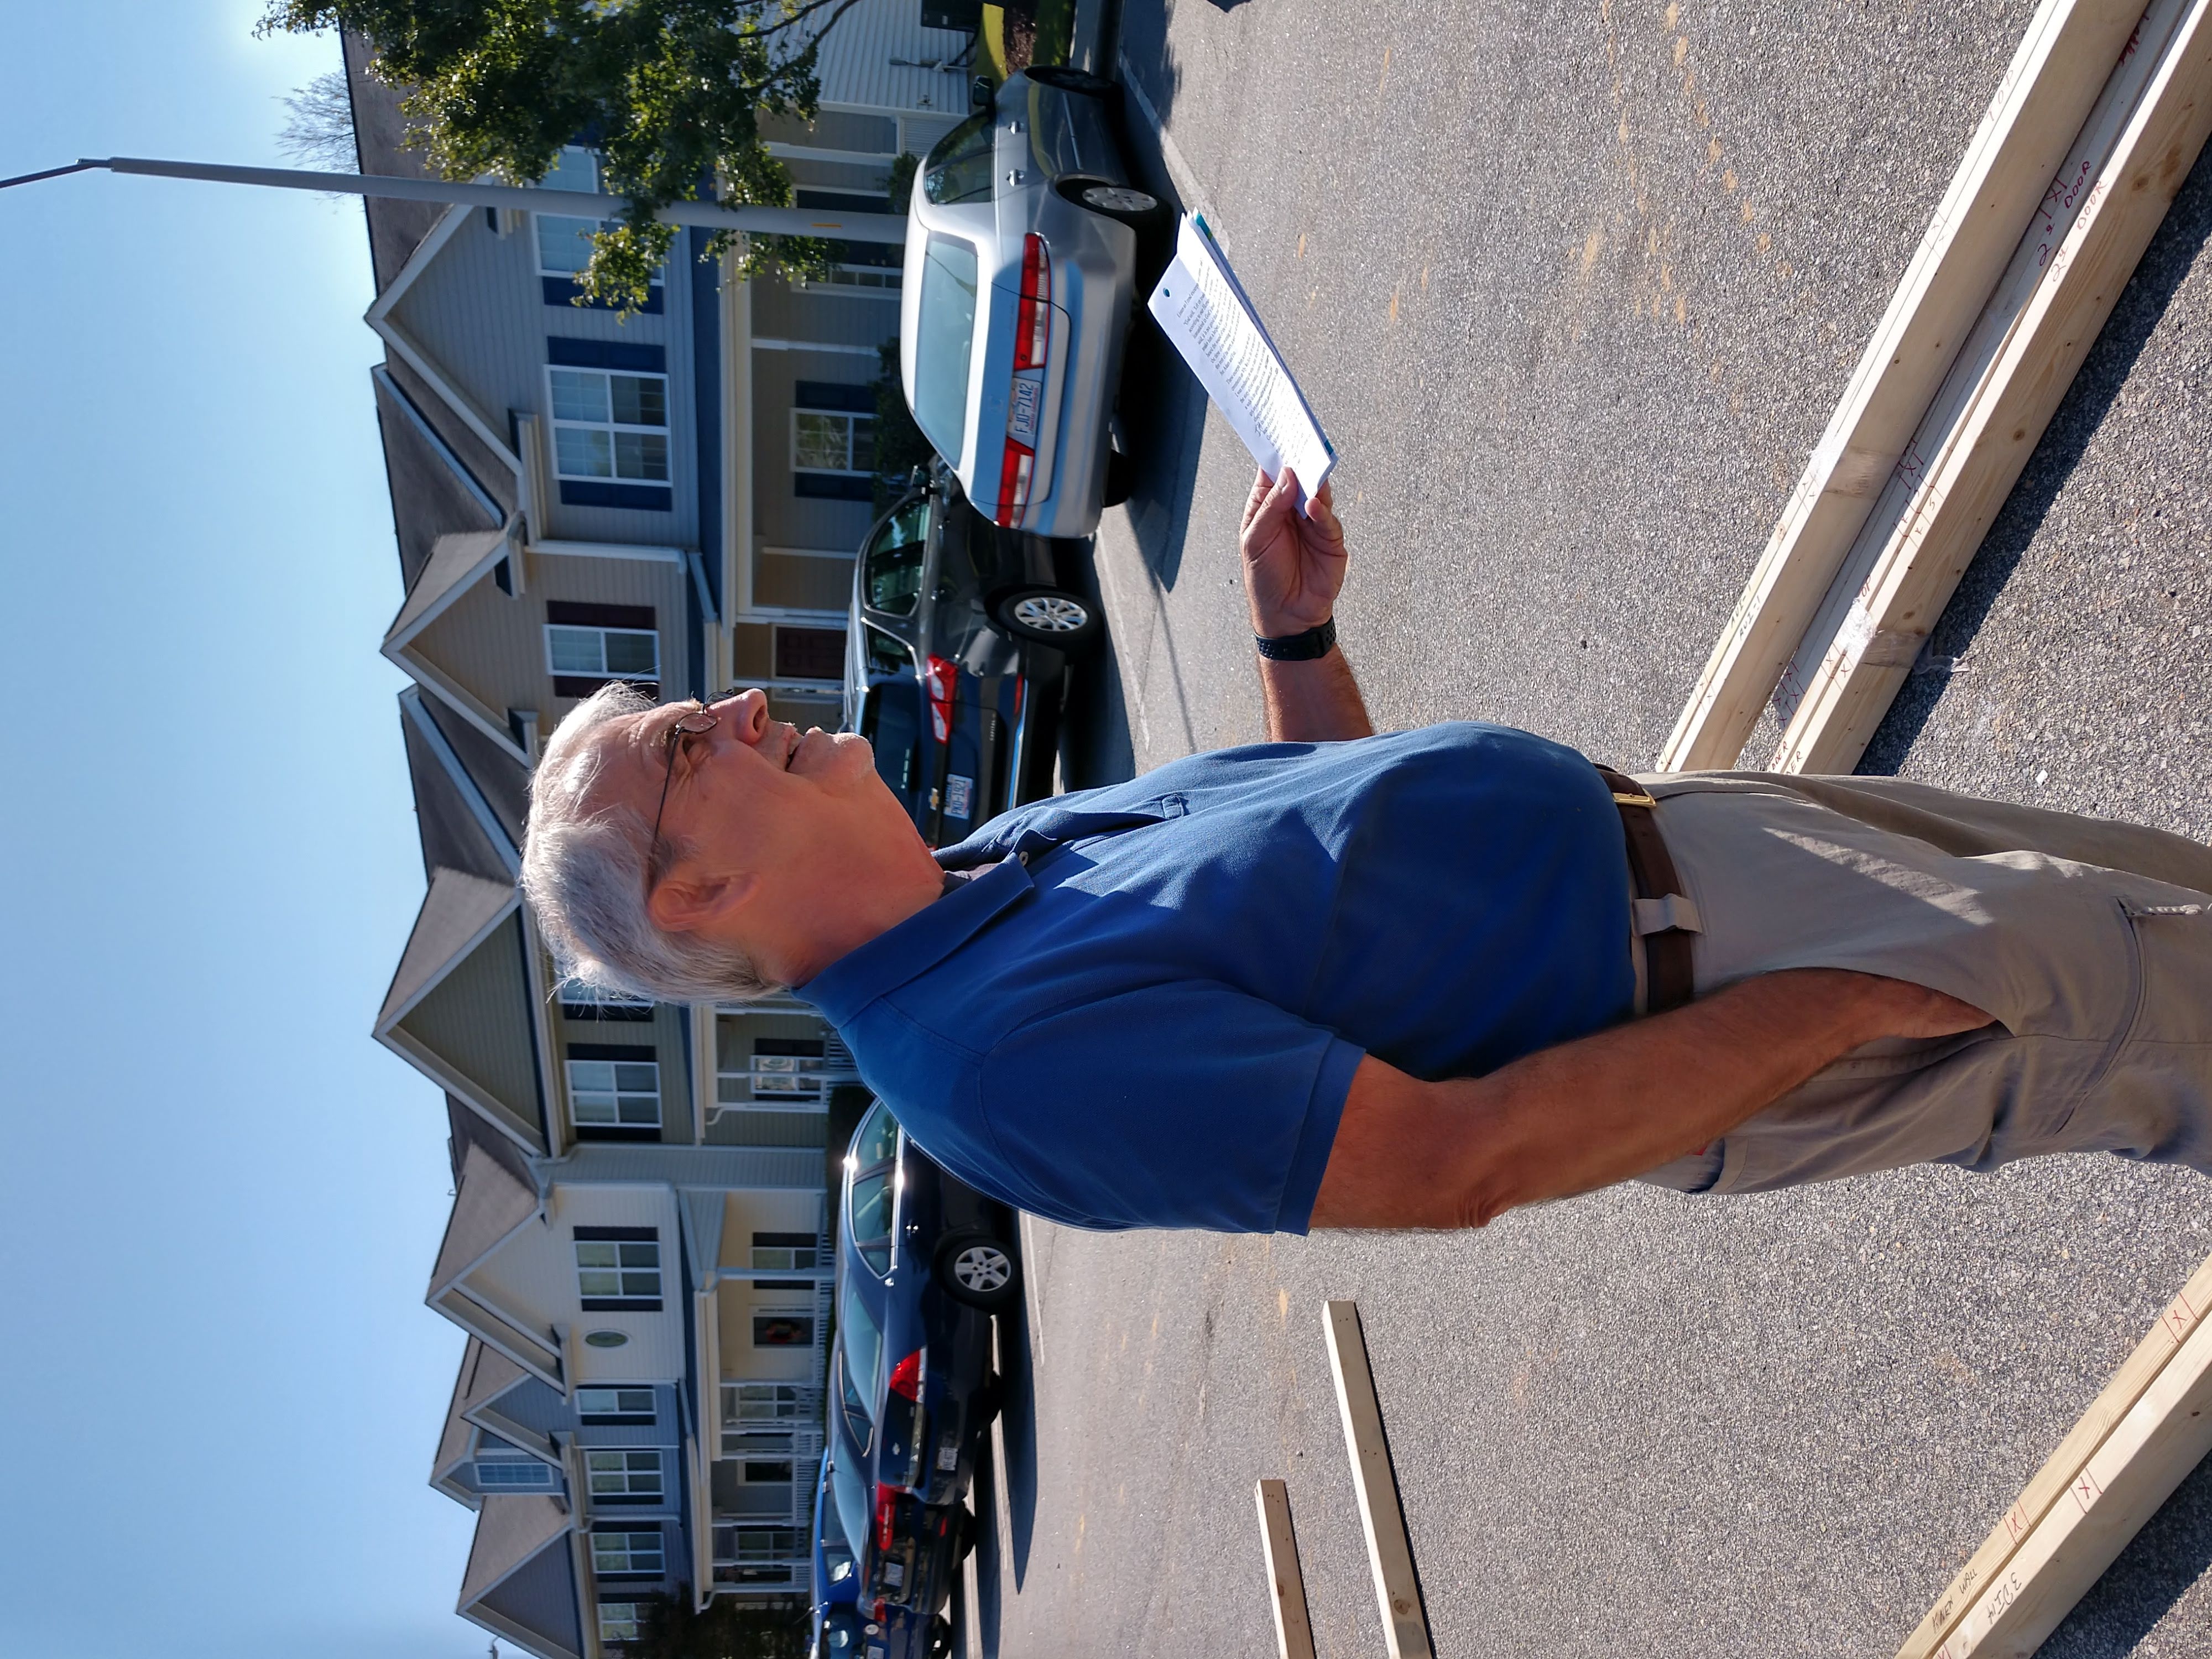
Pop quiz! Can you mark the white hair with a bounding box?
[520,681,777,1002]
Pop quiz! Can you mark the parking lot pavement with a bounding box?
[950,2,2212,1655]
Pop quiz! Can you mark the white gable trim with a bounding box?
[366,198,525,479]
[401,685,521,874]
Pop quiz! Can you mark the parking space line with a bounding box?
[1255,1479,1318,1659]
[1117,55,1211,220]
[1323,1300,1433,1659]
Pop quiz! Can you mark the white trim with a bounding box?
[734,603,849,625]
[751,337,880,356]
[790,406,874,478]
[565,1055,664,1131]
[759,545,857,561]
[372,363,503,525]
[763,140,900,166]
[529,538,688,565]
[720,251,755,635]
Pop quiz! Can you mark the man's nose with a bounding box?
[707,687,772,744]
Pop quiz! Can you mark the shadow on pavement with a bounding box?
[962,1282,1043,1658]
[1863,143,2212,773]
[2039,1456,2212,1657]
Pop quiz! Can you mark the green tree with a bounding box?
[620,1588,808,1659]
[872,337,933,510]
[259,0,872,312]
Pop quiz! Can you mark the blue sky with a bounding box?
[0,6,485,1655]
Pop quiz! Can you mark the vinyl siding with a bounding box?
[473,1535,587,1657]
[808,0,977,116]
[752,347,884,552]
[389,208,700,547]
[706,1112,832,1149]
[408,554,688,726]
[717,1193,823,1266]
[753,279,899,349]
[716,1278,816,1383]
[397,912,541,1129]
[754,552,855,611]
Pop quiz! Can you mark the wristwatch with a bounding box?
[1254,616,1337,661]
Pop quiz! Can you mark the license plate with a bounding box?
[1008,373,1042,444]
[945,774,974,820]
[936,1443,961,1472]
[882,1561,905,1588]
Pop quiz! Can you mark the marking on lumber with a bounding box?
[1657,0,2145,771]
[1774,0,2212,772]
[1927,1290,2212,1657]
[1254,1479,1318,1659]
[1896,1249,2212,1659]
[1323,1299,1433,1659]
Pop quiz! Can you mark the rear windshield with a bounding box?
[859,681,925,804]
[912,235,979,464]
[922,112,996,205]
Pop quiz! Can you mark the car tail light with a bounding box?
[888,1348,924,1402]
[994,234,1050,529]
[873,1597,888,1624]
[993,440,1035,529]
[923,656,957,744]
[1014,233,1051,368]
[875,1482,899,1551]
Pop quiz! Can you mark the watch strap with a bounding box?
[1254,617,1337,661]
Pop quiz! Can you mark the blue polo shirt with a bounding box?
[799,723,1634,1234]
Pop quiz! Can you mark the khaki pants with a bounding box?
[1627,773,2212,1196]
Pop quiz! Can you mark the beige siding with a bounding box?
[752,279,899,349]
[750,349,880,553]
[392,209,701,547]
[754,552,854,612]
[760,109,899,153]
[540,1185,690,1384]
[397,912,541,1125]
[409,555,688,726]
[705,1112,829,1150]
[718,1192,824,1266]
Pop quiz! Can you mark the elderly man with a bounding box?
[521,468,2212,1233]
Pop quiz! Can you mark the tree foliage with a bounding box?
[259,0,870,311]
[619,1588,808,1659]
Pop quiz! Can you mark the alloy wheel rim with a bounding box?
[1081,185,1156,216]
[954,1245,1012,1291]
[1011,594,1089,633]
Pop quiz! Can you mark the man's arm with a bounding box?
[1241,467,1373,743]
[1308,969,1994,1229]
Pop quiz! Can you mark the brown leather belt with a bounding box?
[1594,765,1700,1015]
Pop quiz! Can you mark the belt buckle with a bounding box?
[1611,789,1659,808]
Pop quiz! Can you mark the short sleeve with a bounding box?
[975,981,1365,1234]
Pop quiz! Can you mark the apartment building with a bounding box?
[341,3,966,1644]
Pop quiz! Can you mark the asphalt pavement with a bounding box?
[958,2,2212,1654]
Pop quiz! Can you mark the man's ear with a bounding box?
[646,867,761,936]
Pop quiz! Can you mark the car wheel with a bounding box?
[933,1229,1021,1312]
[1026,64,1117,98]
[990,586,1101,656]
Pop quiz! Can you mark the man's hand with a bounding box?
[1310,969,1995,1230]
[1240,467,1371,743]
[1241,467,1348,635]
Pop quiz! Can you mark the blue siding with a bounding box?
[476,1536,586,1653]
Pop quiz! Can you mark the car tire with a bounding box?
[926,1612,956,1657]
[1026,64,1117,98]
[933,1229,1021,1312]
[1102,448,1134,509]
[953,1506,979,1562]
[990,586,1101,656]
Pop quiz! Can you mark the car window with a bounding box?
[859,681,924,805]
[862,502,930,616]
[922,112,996,205]
[828,1442,872,1568]
[912,235,979,465]
[838,1287,883,1425]
[847,1171,894,1276]
[863,623,912,678]
[851,1099,901,1168]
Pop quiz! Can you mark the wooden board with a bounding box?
[1323,1300,1433,1659]
[1775,0,2212,772]
[1255,1479,1318,1659]
[1897,1249,2212,1659]
[1657,0,2145,771]
[1933,1294,2212,1656]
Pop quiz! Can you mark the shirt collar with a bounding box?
[797,856,1034,1025]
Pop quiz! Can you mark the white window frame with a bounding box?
[474,1442,559,1490]
[592,1528,666,1575]
[790,406,874,479]
[598,1603,645,1645]
[544,624,661,683]
[532,146,665,287]
[565,1055,662,1129]
[578,1386,656,1418]
[587,1448,665,1499]
[795,263,902,295]
[576,1238,662,1302]
[545,365,672,485]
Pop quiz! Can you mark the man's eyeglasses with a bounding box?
[649,690,738,869]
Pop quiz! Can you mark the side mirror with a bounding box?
[971,75,994,112]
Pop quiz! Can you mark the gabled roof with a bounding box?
[457,1496,584,1659]
[374,866,547,1154]
[381,520,535,766]
[430,1139,543,1301]
[432,1336,540,1505]
[401,685,523,881]
[341,29,445,293]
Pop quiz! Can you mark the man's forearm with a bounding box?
[1311,969,1983,1229]
[1260,646,1373,743]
